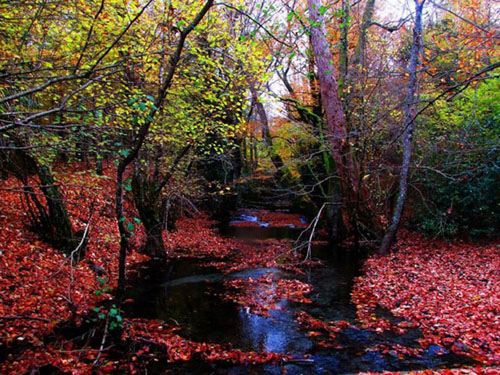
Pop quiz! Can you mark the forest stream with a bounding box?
[2,1,499,373]
[123,210,475,375]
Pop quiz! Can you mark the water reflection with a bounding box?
[124,212,477,374]
[236,276,313,355]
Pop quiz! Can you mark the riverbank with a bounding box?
[353,233,500,367]
[1,166,499,374]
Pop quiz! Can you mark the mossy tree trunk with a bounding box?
[131,170,166,259]
[0,139,77,254]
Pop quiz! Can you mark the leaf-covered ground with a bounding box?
[353,233,500,368]
[0,166,308,373]
[1,166,499,374]
[0,166,150,373]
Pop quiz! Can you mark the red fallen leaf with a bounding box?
[221,275,313,317]
[295,311,351,348]
[0,165,152,373]
[308,331,323,337]
[352,231,500,366]
[1,165,311,373]
[101,361,116,372]
[123,318,289,365]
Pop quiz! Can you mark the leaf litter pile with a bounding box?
[353,233,500,371]
[1,166,500,374]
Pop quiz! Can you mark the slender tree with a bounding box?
[378,0,426,255]
[115,0,215,299]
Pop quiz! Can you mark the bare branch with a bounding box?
[214,2,292,48]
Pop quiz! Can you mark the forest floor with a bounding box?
[0,165,499,374]
[354,233,500,374]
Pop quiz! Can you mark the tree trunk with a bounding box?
[378,0,425,256]
[351,0,376,74]
[96,157,103,176]
[37,164,77,253]
[307,0,357,188]
[131,170,166,258]
[248,79,287,181]
[115,0,214,300]
[338,0,350,101]
[307,0,362,237]
[280,15,349,241]
[131,145,191,258]
[348,0,375,128]
[0,140,77,254]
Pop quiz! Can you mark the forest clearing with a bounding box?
[0,0,499,374]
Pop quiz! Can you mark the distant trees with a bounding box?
[251,0,498,249]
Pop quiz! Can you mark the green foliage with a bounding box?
[88,279,123,330]
[94,277,112,297]
[413,79,500,238]
[416,161,499,238]
[90,304,123,331]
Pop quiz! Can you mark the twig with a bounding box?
[0,62,120,107]
[92,316,110,367]
[214,2,292,48]
[429,0,490,33]
[73,0,106,74]
[68,205,94,303]
[370,17,410,33]
[88,0,154,72]
[304,204,326,262]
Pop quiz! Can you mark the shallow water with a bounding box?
[125,211,475,374]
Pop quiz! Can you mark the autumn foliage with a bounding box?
[0,166,149,373]
[353,233,500,366]
[0,166,308,373]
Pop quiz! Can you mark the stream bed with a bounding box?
[124,210,474,374]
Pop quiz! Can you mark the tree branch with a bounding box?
[214,2,292,48]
